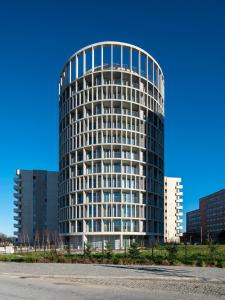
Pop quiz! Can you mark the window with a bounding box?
[93,220,101,232]
[103,192,111,202]
[87,220,92,232]
[104,220,111,232]
[93,147,101,158]
[86,150,92,160]
[122,205,126,217]
[123,164,130,173]
[104,163,111,173]
[93,163,101,173]
[114,163,121,173]
[86,193,92,203]
[113,220,121,232]
[77,165,83,175]
[77,193,83,204]
[93,191,101,203]
[114,149,121,158]
[127,206,131,217]
[114,192,120,202]
[104,149,111,158]
[89,206,92,217]
[122,192,131,203]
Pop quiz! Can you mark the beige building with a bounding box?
[164,177,183,243]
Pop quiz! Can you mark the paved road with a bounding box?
[0,263,225,299]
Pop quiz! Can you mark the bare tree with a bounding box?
[26,233,30,253]
[34,230,40,252]
[45,230,50,251]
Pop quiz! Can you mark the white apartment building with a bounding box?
[164,177,183,243]
[58,41,165,249]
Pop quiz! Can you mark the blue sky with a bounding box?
[0,0,225,235]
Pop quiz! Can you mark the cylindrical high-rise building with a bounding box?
[59,42,164,249]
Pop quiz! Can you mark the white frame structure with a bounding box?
[59,41,164,249]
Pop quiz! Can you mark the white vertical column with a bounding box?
[83,50,86,75]
[76,55,78,79]
[111,44,113,68]
[101,45,103,70]
[92,47,94,71]
[138,51,141,76]
[69,60,72,84]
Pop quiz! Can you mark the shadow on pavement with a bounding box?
[99,265,195,278]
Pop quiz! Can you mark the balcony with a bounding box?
[14,216,20,221]
[176,212,183,217]
[176,205,183,210]
[176,192,183,196]
[13,199,21,206]
[176,233,183,237]
[176,226,183,230]
[14,223,21,228]
[14,207,21,214]
[13,185,21,192]
[13,177,21,184]
[176,198,183,203]
[14,231,19,236]
[176,185,183,189]
[14,192,21,198]
[176,218,183,223]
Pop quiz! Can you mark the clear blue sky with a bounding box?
[0,0,225,235]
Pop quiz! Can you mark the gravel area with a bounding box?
[0,263,225,299]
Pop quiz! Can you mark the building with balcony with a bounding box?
[58,41,165,249]
[187,189,225,242]
[164,177,183,243]
[13,169,58,244]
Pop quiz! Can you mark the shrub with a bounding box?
[84,243,92,257]
[216,259,225,268]
[196,258,206,267]
[207,243,218,265]
[153,256,164,265]
[105,242,113,259]
[112,256,120,264]
[128,242,140,259]
[166,243,178,263]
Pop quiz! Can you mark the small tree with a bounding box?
[105,242,113,259]
[207,242,218,264]
[128,242,140,259]
[84,242,92,257]
[166,243,178,263]
[34,230,40,252]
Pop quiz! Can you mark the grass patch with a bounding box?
[0,244,224,267]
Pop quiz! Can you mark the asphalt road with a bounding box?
[0,263,225,300]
